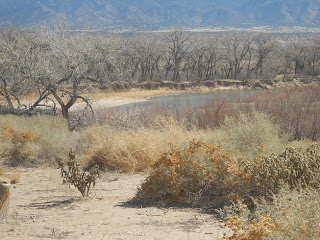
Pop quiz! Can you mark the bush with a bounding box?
[220,202,276,240]
[246,144,320,199]
[1,126,38,166]
[134,140,247,208]
[256,186,320,240]
[135,139,320,209]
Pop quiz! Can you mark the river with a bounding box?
[114,90,259,111]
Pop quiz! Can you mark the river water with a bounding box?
[115,90,259,111]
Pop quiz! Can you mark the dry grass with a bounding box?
[78,117,209,172]
[221,185,320,240]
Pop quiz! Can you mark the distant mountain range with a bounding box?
[1,0,320,29]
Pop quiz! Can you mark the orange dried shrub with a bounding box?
[222,214,276,240]
[1,126,38,166]
[134,140,250,207]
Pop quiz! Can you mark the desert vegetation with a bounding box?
[1,84,320,238]
[1,25,320,239]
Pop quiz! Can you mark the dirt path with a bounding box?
[1,168,228,240]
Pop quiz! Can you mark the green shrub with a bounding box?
[211,112,287,161]
[246,144,320,199]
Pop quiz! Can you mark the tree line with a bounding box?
[0,27,320,119]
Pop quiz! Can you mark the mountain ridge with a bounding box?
[1,0,320,29]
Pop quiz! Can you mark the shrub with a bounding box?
[57,150,100,197]
[222,212,275,240]
[221,186,320,240]
[211,112,287,161]
[246,144,320,199]
[1,126,38,166]
[134,140,248,207]
[256,186,320,240]
[135,140,320,209]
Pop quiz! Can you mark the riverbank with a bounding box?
[76,77,319,110]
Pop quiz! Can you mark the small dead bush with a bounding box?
[57,150,100,197]
[220,203,276,240]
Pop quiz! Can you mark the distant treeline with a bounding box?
[0,27,319,118]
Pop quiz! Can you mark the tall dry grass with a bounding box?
[77,117,210,172]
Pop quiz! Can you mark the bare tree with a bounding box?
[221,33,253,80]
[306,38,320,77]
[33,27,99,120]
[127,35,162,82]
[252,33,275,78]
[165,30,195,81]
[0,28,32,109]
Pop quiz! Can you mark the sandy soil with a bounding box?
[1,168,229,240]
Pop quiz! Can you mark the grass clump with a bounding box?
[80,118,204,172]
[0,115,74,166]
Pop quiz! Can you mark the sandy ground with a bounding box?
[0,168,229,240]
[71,98,148,112]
